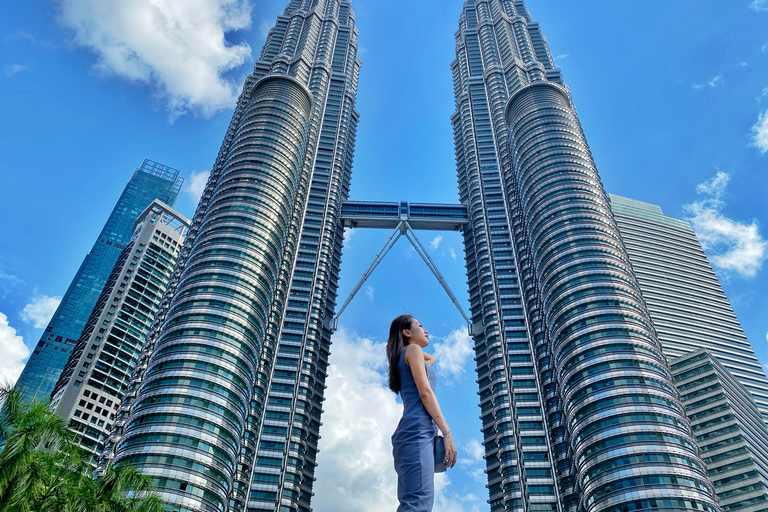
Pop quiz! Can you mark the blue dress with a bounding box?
[392,349,438,511]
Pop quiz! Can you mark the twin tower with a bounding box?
[95,1,736,512]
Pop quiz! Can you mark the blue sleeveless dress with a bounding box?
[391,349,439,511]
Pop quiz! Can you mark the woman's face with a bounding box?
[404,318,429,348]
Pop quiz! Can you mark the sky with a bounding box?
[1,0,767,510]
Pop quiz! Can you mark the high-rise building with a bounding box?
[89,2,751,512]
[671,350,768,512]
[50,200,189,462]
[15,160,183,403]
[101,2,361,512]
[451,2,717,512]
[609,194,768,423]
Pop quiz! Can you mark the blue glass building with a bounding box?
[15,159,183,403]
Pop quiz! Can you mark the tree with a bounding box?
[0,384,164,512]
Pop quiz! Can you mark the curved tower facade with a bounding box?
[101,2,361,512]
[452,2,718,512]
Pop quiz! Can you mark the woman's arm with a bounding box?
[423,352,436,367]
[404,344,458,468]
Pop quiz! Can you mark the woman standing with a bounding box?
[388,315,458,511]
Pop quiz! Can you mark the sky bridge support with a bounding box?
[333,201,476,335]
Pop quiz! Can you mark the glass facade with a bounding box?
[671,350,768,512]
[609,194,768,424]
[49,200,189,463]
[15,159,183,404]
[100,2,361,512]
[451,2,717,512]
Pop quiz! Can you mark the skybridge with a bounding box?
[340,201,468,231]
[333,201,479,334]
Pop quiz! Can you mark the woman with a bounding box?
[387,314,458,511]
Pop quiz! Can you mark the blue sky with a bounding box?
[1,0,767,510]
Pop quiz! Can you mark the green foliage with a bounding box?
[0,385,164,512]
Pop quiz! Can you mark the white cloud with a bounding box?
[432,327,473,383]
[0,313,30,386]
[751,109,768,153]
[4,64,29,78]
[553,53,569,65]
[314,328,482,512]
[752,0,768,11]
[431,235,444,250]
[342,227,356,247]
[365,285,375,302]
[696,171,730,197]
[434,474,483,512]
[693,74,723,90]
[313,329,401,512]
[463,438,484,463]
[259,19,272,39]
[449,248,457,260]
[20,295,61,329]
[57,0,253,119]
[685,172,767,278]
[184,170,210,205]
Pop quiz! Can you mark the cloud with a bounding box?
[449,248,457,260]
[343,227,356,247]
[365,285,375,302]
[20,295,62,329]
[314,328,483,512]
[434,475,483,512]
[463,438,484,463]
[56,0,253,119]
[684,172,767,278]
[696,171,730,197]
[313,329,401,512]
[431,235,443,250]
[457,438,487,484]
[0,270,23,298]
[693,74,723,90]
[259,19,273,39]
[0,312,30,386]
[184,170,210,205]
[752,0,768,11]
[4,64,29,78]
[751,110,768,153]
[432,327,473,383]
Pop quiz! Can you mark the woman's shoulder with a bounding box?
[404,344,423,355]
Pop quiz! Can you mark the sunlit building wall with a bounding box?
[50,200,189,462]
[451,1,717,511]
[101,2,361,512]
[672,350,768,512]
[15,160,183,404]
[609,194,768,424]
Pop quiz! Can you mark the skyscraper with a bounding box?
[452,1,717,512]
[101,2,361,512]
[671,349,768,512]
[50,200,189,462]
[90,2,751,512]
[15,160,183,404]
[609,194,768,423]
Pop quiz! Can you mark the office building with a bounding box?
[609,194,768,424]
[451,1,717,511]
[49,200,189,461]
[87,2,757,512]
[672,350,768,512]
[15,160,183,403]
[101,2,361,512]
